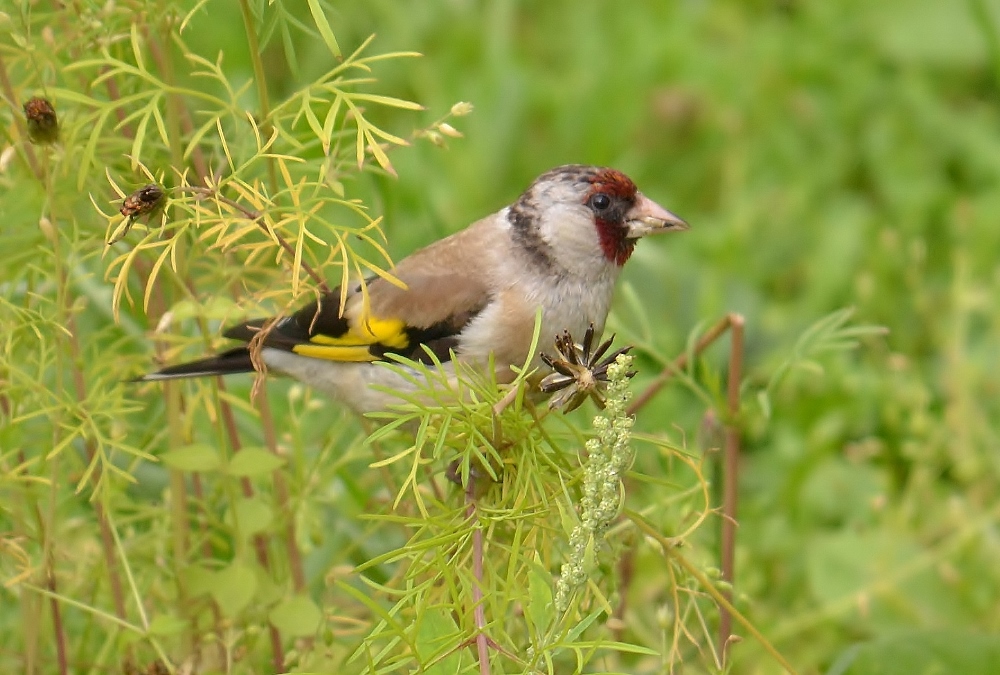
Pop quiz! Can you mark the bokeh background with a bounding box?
[318,0,1000,670]
[4,0,1000,672]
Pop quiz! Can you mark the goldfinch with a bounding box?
[141,165,687,413]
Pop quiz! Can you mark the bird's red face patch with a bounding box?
[586,169,639,266]
[589,169,638,202]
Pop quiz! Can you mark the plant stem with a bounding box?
[465,481,491,675]
[627,313,735,415]
[719,314,744,663]
[627,511,798,675]
[255,387,308,595]
[46,162,130,634]
[19,449,69,675]
[216,378,286,673]
[237,0,279,192]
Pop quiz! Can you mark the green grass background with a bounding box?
[206,0,1000,670]
[3,0,1000,672]
[329,1,1000,667]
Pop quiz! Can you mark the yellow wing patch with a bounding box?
[292,315,409,362]
[291,344,378,362]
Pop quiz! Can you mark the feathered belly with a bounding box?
[262,348,458,415]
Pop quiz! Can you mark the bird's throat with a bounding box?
[595,218,635,266]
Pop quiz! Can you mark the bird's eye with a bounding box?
[591,193,611,211]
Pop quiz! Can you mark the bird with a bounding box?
[140,165,688,413]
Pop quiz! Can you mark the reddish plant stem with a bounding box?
[465,482,491,675]
[45,0,132,138]
[46,566,68,675]
[718,314,745,662]
[619,310,748,662]
[215,378,285,672]
[627,314,735,415]
[189,472,228,666]
[18,448,69,675]
[66,317,129,622]
[255,387,308,594]
[143,26,208,181]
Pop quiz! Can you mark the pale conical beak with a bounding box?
[625,193,689,238]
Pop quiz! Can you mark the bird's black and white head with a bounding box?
[507,164,688,275]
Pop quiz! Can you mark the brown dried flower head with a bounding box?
[539,324,635,413]
[23,97,59,145]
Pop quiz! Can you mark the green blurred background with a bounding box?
[187,0,1000,671]
[7,0,1000,672]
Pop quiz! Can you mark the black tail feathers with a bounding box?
[137,347,255,382]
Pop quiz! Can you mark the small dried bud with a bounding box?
[154,310,174,334]
[436,122,463,138]
[0,145,15,173]
[23,97,59,145]
[449,101,474,117]
[424,130,445,147]
[38,217,57,243]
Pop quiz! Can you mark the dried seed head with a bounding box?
[23,97,59,145]
[539,324,634,413]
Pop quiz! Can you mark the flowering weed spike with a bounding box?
[555,352,635,612]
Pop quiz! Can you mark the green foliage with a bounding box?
[3,1,1000,674]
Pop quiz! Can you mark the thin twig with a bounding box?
[176,185,330,292]
[256,388,307,594]
[491,384,520,417]
[143,26,209,181]
[465,481,491,675]
[627,314,735,415]
[216,378,285,672]
[718,314,744,662]
[237,0,279,192]
[21,452,69,675]
[45,566,68,675]
[627,511,798,675]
